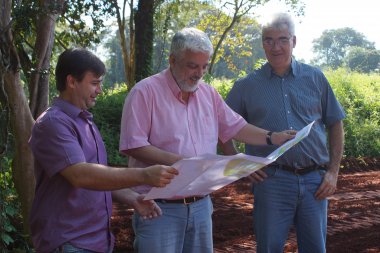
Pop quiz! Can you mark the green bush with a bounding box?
[1,156,32,252]
[326,68,380,157]
[90,84,129,166]
[1,157,17,250]
[211,78,235,99]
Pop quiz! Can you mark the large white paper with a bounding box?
[145,121,315,200]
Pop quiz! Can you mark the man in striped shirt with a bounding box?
[226,12,345,253]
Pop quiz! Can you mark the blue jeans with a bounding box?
[51,243,98,253]
[253,166,327,253]
[132,195,213,253]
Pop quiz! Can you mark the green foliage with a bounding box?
[0,157,32,252]
[90,85,129,166]
[103,32,127,88]
[1,158,16,248]
[326,68,380,157]
[196,3,264,77]
[211,78,235,99]
[56,0,114,47]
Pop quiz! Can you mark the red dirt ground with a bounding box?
[112,157,380,253]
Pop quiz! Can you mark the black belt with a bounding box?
[155,196,206,205]
[273,164,325,175]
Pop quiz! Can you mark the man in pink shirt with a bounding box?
[119,28,295,253]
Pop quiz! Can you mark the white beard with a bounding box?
[177,80,199,92]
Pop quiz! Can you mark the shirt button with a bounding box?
[287,111,290,114]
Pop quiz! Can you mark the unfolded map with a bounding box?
[145,121,315,200]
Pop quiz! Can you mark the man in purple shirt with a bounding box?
[28,48,178,253]
[119,28,296,253]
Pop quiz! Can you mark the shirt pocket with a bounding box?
[200,114,217,139]
[293,89,322,116]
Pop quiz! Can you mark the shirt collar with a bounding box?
[264,58,298,79]
[52,97,93,120]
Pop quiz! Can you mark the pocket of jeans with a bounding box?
[263,166,278,178]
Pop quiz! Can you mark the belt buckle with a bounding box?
[293,165,303,175]
[184,197,195,205]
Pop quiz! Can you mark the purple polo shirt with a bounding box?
[29,98,114,253]
[119,68,247,193]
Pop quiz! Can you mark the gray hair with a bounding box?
[170,27,213,57]
[262,12,295,36]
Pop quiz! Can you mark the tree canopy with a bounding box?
[311,27,376,69]
[345,47,380,73]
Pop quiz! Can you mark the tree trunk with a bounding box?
[112,0,135,90]
[4,69,35,236]
[134,0,155,82]
[29,0,64,119]
[0,0,35,235]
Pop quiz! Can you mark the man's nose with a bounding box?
[197,66,207,76]
[96,84,103,94]
[272,40,282,49]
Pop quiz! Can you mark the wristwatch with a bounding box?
[266,131,273,145]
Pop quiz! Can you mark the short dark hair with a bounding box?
[55,48,106,92]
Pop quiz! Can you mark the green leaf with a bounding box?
[1,232,14,245]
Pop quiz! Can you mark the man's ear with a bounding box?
[169,54,175,66]
[292,35,297,48]
[66,75,76,89]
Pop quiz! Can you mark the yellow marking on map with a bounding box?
[224,159,262,177]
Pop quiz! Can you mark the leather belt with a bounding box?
[155,196,205,205]
[274,164,325,175]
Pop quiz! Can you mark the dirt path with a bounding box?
[112,157,380,252]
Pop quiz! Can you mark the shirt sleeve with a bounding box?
[29,116,86,178]
[319,72,346,126]
[225,79,247,119]
[214,87,247,143]
[119,86,152,153]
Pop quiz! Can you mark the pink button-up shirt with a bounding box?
[119,68,247,193]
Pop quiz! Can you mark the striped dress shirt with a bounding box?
[226,59,346,167]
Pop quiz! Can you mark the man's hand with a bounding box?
[271,130,297,146]
[315,169,338,200]
[143,165,178,187]
[132,194,162,220]
[247,169,267,184]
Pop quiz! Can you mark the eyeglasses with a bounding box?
[263,37,293,47]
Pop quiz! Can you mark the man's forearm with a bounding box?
[218,139,238,155]
[327,120,344,173]
[112,188,139,205]
[122,145,183,166]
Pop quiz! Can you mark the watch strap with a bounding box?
[266,131,273,145]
